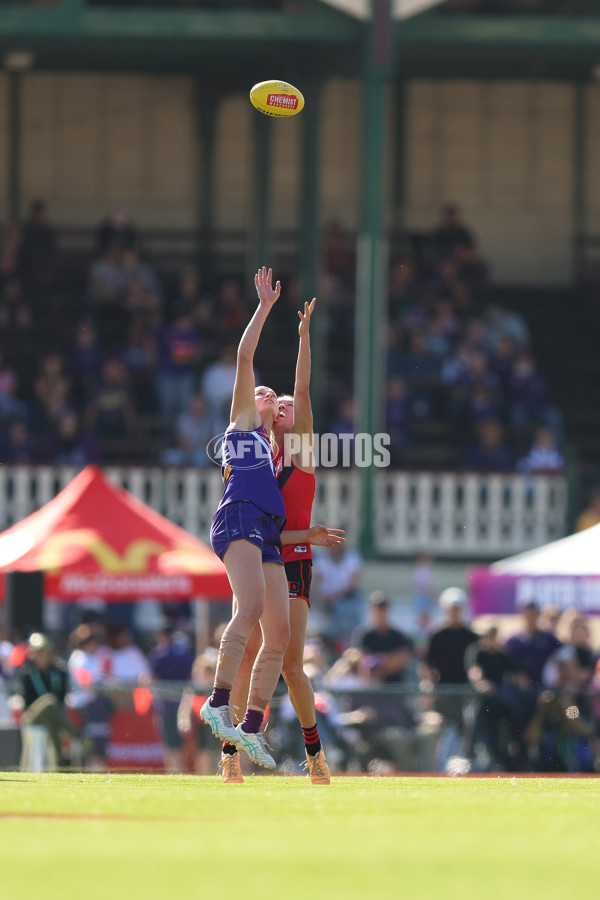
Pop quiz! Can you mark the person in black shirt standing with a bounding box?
[465,626,519,771]
[426,588,478,685]
[353,591,413,684]
[425,588,478,769]
[20,633,81,768]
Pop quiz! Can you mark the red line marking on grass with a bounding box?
[0,813,192,822]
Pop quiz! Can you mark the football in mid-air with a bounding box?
[249,80,305,118]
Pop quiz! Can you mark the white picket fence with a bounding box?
[0,466,567,558]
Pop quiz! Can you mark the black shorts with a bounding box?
[284,559,312,605]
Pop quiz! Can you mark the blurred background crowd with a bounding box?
[0,200,565,476]
[2,545,599,776]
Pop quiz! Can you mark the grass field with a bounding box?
[0,774,599,900]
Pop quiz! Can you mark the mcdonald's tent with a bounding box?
[469,524,600,617]
[0,465,231,600]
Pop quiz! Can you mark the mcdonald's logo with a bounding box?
[35,530,169,574]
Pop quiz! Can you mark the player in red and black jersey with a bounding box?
[220,296,343,785]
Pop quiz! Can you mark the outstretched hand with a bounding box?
[255,266,281,307]
[307,524,345,547]
[298,297,316,338]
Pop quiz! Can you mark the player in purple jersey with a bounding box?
[200,267,291,769]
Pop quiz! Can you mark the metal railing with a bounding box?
[0,466,567,558]
[5,681,598,774]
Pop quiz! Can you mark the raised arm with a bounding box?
[290,298,316,469]
[230,266,280,430]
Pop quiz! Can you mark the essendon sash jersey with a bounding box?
[274,446,315,563]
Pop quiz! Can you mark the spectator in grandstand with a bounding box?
[0,354,26,422]
[213,278,247,342]
[150,625,194,774]
[47,408,100,467]
[67,624,113,771]
[323,220,356,281]
[424,587,478,769]
[0,222,23,287]
[397,330,441,419]
[424,308,452,359]
[156,306,202,427]
[328,397,356,462]
[432,204,474,255]
[120,313,158,415]
[466,384,502,426]
[122,248,162,300]
[68,319,105,410]
[386,375,411,463]
[517,427,564,474]
[484,304,530,351]
[0,278,32,331]
[20,633,82,769]
[105,621,151,684]
[97,205,137,254]
[462,419,513,472]
[388,259,417,321]
[21,200,56,287]
[0,419,35,463]
[454,241,488,308]
[351,592,413,684]
[489,334,518,408]
[87,239,129,306]
[123,268,162,334]
[85,357,136,445]
[574,488,600,533]
[201,343,238,422]
[161,391,220,468]
[509,352,563,444]
[312,543,364,652]
[29,352,72,434]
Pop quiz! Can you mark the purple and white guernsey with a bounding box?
[217,425,286,520]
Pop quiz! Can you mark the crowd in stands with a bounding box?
[1,545,599,775]
[0,200,566,473]
[319,206,565,472]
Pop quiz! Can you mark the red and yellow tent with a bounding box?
[0,465,230,600]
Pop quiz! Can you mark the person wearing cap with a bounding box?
[425,588,478,686]
[20,633,81,768]
[424,588,478,770]
[352,592,413,684]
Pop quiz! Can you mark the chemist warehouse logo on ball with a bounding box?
[206,432,391,469]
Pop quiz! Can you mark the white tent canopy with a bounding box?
[491,524,600,577]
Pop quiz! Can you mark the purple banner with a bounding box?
[469,568,600,616]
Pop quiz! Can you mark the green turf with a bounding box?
[0,774,598,899]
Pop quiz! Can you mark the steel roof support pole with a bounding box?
[299,79,325,428]
[355,0,391,557]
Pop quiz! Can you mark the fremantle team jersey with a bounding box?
[274,447,315,563]
[217,425,286,520]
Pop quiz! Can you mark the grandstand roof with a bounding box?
[1,0,600,80]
